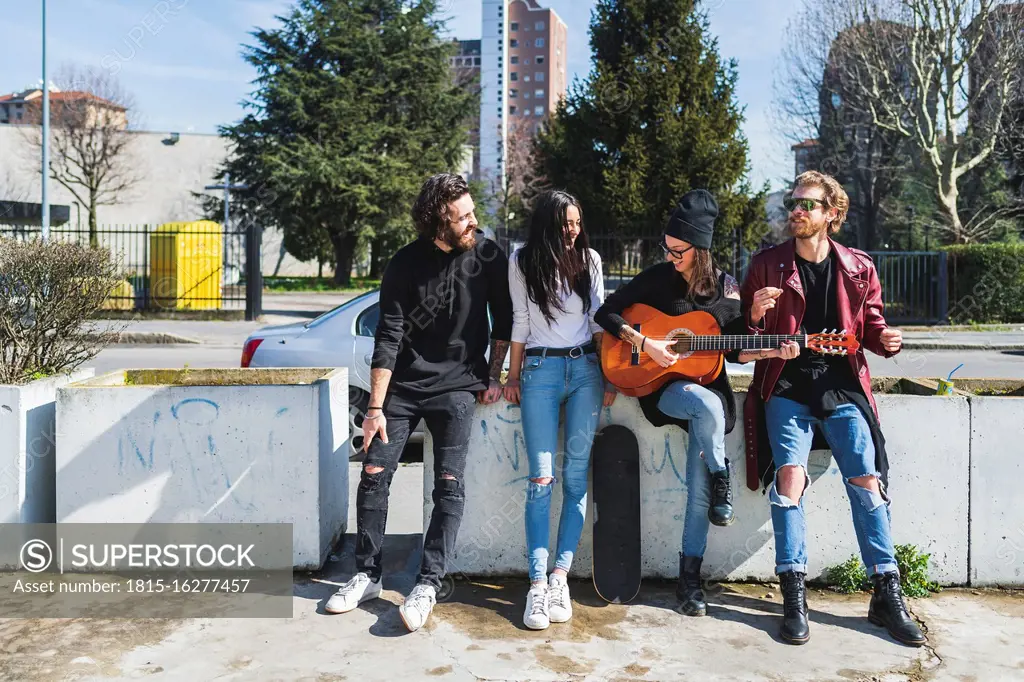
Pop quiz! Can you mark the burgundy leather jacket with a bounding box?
[740,238,898,490]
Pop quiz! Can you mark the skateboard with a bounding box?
[591,424,642,604]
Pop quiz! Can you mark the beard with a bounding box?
[789,216,829,239]
[441,224,478,252]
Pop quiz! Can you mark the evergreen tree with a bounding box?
[216,0,475,285]
[536,0,767,269]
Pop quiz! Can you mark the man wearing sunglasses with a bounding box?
[740,171,924,647]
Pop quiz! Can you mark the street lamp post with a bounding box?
[205,175,255,319]
[41,0,50,241]
[205,173,249,232]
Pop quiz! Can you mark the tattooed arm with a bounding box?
[481,242,513,404]
[488,340,511,382]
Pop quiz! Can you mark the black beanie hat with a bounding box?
[665,189,718,250]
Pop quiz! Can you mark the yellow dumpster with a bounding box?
[149,221,223,310]
[101,279,136,310]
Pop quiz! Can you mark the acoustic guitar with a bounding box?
[601,304,860,398]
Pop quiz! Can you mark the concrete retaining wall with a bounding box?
[425,387,972,584]
[969,395,1024,586]
[0,370,95,530]
[55,368,349,570]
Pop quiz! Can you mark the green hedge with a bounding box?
[946,244,1024,323]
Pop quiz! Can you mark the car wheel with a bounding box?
[349,387,370,462]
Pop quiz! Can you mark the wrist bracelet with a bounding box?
[641,337,647,352]
[367,406,383,411]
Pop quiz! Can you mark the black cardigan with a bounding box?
[595,262,747,434]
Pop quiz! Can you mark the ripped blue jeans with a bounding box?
[520,351,604,583]
[765,396,898,577]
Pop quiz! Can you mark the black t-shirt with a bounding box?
[772,250,862,416]
[371,235,513,398]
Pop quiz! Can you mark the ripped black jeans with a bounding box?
[356,390,474,590]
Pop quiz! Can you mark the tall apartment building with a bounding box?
[479,0,568,195]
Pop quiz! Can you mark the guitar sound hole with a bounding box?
[672,335,693,353]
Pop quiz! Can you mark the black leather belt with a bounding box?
[525,342,596,358]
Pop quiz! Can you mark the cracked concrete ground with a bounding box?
[1,464,1022,681]
[1,535,1021,682]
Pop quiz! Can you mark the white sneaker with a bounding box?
[548,573,572,623]
[523,582,550,630]
[325,572,382,614]
[399,584,437,632]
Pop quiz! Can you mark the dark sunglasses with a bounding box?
[660,240,694,259]
[784,196,827,213]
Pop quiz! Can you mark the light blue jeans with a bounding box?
[765,396,898,577]
[656,380,728,558]
[520,350,604,583]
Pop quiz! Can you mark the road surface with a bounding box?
[86,344,1024,380]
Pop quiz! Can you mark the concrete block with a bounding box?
[425,390,970,584]
[55,368,349,570]
[0,370,95,530]
[969,394,1024,586]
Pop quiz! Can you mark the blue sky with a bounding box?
[4,0,800,189]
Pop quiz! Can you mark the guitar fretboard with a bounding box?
[673,335,808,352]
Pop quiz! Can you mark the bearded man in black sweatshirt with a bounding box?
[325,173,513,632]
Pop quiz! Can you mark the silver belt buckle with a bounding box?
[569,346,584,359]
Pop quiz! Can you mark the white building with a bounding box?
[480,0,509,199]
[0,125,318,277]
[478,1,569,207]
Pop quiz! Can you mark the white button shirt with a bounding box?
[509,247,604,349]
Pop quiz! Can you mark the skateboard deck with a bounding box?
[591,424,642,604]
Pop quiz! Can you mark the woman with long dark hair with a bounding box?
[503,190,615,630]
[595,189,771,617]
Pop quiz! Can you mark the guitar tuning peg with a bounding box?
[831,329,837,335]
[821,328,827,334]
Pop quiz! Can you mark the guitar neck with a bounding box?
[673,335,808,352]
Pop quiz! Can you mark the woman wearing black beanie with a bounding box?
[594,189,766,617]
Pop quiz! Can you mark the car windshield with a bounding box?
[304,289,379,329]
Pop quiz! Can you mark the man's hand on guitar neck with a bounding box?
[738,341,800,364]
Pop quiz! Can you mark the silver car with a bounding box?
[241,290,412,461]
[241,286,752,460]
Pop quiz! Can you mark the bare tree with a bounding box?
[828,0,1024,243]
[24,66,141,247]
[491,119,548,235]
[773,1,912,250]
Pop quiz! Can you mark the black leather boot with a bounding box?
[675,555,706,617]
[869,571,926,646]
[778,571,810,644]
[708,461,734,527]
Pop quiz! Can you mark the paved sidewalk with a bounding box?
[90,289,1024,350]
[1,464,1022,681]
[900,330,1024,351]
[90,292,361,346]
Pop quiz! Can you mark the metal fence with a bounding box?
[0,223,255,315]
[866,251,948,325]
[495,227,948,325]
[495,227,752,290]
